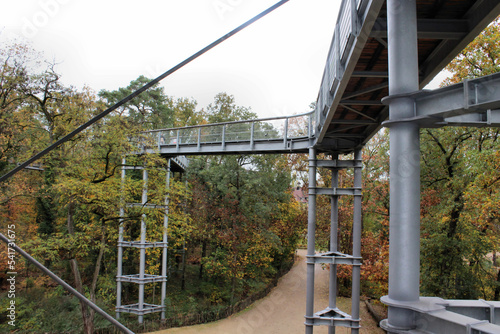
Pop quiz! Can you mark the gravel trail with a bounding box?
[150,249,384,334]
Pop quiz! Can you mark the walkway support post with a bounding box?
[385,0,421,332]
[138,168,148,324]
[161,161,171,319]
[116,158,126,319]
[305,147,317,334]
[351,149,362,334]
[328,154,339,334]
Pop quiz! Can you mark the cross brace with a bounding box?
[370,18,470,40]
[382,72,500,128]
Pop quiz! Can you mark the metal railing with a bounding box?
[135,111,314,152]
[316,0,365,129]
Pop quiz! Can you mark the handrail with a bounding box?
[315,0,366,130]
[141,110,315,134]
[132,111,315,153]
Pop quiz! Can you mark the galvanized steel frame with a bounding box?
[305,150,363,333]
[115,159,171,323]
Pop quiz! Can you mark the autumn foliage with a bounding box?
[1,16,500,333]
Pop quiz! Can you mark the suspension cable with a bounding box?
[0,0,290,183]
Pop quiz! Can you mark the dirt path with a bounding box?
[150,250,384,334]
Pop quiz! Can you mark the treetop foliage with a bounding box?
[0,41,304,332]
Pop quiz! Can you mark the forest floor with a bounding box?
[149,249,385,334]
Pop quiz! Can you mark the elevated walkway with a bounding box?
[137,0,500,158]
[136,112,315,156]
[133,1,500,333]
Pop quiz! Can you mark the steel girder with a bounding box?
[381,297,500,334]
[382,72,500,129]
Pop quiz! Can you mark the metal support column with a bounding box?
[116,158,126,319]
[138,168,148,323]
[351,149,362,334]
[160,161,171,319]
[329,154,339,334]
[384,0,421,332]
[305,147,317,334]
[304,154,363,332]
[116,160,170,322]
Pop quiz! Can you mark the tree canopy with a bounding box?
[0,42,304,333]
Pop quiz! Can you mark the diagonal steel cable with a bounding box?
[0,232,135,334]
[0,0,290,183]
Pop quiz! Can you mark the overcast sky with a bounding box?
[0,0,350,118]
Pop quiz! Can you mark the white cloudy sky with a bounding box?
[0,0,347,118]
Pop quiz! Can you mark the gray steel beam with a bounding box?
[419,0,500,87]
[381,297,500,333]
[384,0,421,333]
[339,99,384,106]
[316,138,362,150]
[308,252,362,266]
[351,149,363,334]
[316,159,363,169]
[161,161,171,320]
[314,187,362,196]
[384,72,500,119]
[342,82,389,100]
[445,300,500,325]
[324,134,366,139]
[329,119,378,125]
[338,104,378,122]
[116,158,126,319]
[170,156,189,171]
[351,71,388,78]
[305,148,318,334]
[371,18,469,39]
[138,168,148,324]
[329,156,339,334]
[154,138,313,156]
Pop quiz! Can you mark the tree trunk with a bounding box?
[67,201,96,334]
[88,232,107,327]
[230,276,236,307]
[70,259,94,334]
[199,240,207,279]
[495,269,500,301]
[181,241,187,290]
